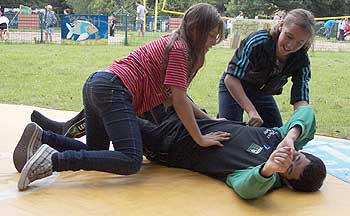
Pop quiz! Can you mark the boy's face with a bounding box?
[282,151,311,180]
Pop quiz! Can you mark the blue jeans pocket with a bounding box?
[90,87,115,113]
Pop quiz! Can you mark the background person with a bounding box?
[110,16,117,37]
[337,18,345,41]
[0,11,9,41]
[44,5,57,43]
[324,19,335,40]
[135,0,148,37]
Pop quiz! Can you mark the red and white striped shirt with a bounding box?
[106,34,189,116]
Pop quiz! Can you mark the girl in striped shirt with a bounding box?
[15,3,231,190]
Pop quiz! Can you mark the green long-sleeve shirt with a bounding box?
[226,106,316,199]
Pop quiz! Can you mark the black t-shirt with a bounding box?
[142,107,283,181]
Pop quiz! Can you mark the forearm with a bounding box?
[173,94,203,144]
[285,126,302,142]
[226,165,277,199]
[274,106,316,150]
[224,75,256,114]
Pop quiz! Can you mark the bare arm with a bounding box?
[224,75,263,126]
[276,125,302,150]
[171,87,230,147]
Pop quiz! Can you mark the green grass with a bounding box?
[0,43,349,139]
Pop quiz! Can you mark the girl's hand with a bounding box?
[197,131,231,147]
[247,111,264,127]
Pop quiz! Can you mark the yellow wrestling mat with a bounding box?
[0,104,349,215]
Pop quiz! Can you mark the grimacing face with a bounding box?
[277,22,310,58]
[281,151,311,180]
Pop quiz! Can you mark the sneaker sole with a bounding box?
[13,123,42,173]
[18,145,47,191]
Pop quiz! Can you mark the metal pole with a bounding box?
[154,0,158,32]
[40,12,44,43]
[124,13,128,45]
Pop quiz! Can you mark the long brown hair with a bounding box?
[162,3,224,84]
[270,8,315,51]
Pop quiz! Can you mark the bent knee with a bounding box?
[125,158,142,175]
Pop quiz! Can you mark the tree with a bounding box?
[225,0,350,18]
[267,0,350,17]
[225,0,276,18]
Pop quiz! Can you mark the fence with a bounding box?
[2,13,349,51]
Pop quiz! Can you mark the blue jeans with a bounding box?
[218,74,282,128]
[325,27,332,40]
[47,71,142,175]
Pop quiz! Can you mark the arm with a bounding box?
[276,125,301,150]
[227,147,293,200]
[223,31,270,126]
[224,75,263,126]
[226,165,281,199]
[171,87,229,147]
[290,58,311,106]
[274,105,316,150]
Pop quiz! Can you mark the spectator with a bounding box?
[344,18,350,40]
[0,11,9,41]
[324,19,335,40]
[110,16,117,37]
[337,18,345,41]
[44,5,57,43]
[135,0,148,37]
[0,5,4,16]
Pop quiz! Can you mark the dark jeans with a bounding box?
[325,27,332,40]
[218,74,282,128]
[47,71,142,175]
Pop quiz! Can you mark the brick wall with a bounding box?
[18,14,40,29]
[168,18,181,32]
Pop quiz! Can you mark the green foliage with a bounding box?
[226,0,350,18]
[268,0,350,17]
[0,0,69,14]
[231,19,277,37]
[64,0,91,14]
[225,0,276,18]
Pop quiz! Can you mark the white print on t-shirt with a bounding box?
[263,129,278,139]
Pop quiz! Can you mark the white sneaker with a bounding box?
[13,122,43,173]
[18,144,57,191]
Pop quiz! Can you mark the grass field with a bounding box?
[0,43,349,139]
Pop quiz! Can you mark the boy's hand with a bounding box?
[261,146,293,177]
